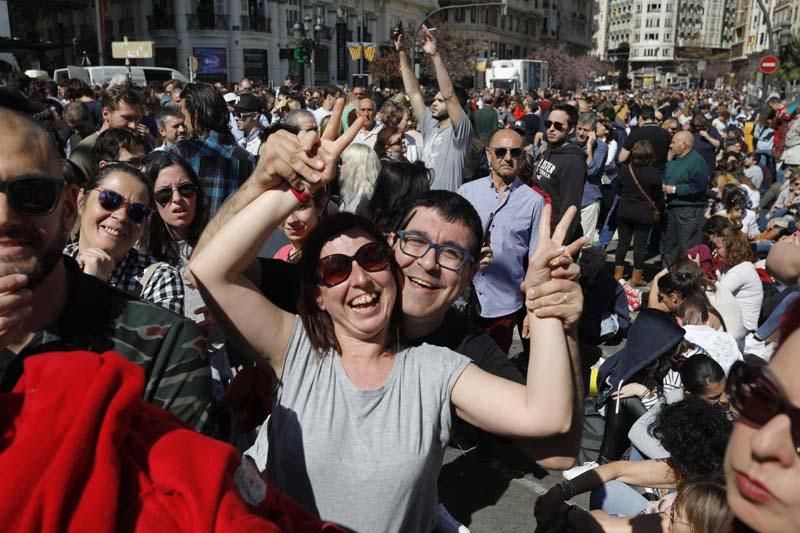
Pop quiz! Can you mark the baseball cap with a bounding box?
[233,93,262,113]
[223,92,238,104]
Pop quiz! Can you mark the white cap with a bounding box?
[223,92,238,104]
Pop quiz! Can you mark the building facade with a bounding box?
[596,0,738,87]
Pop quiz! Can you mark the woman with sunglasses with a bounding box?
[725,324,800,532]
[142,151,208,321]
[189,112,575,532]
[64,162,184,315]
[373,125,408,162]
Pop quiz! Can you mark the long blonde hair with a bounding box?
[340,143,380,214]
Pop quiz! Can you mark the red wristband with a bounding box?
[289,187,312,203]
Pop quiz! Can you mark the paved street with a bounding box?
[440,250,643,532]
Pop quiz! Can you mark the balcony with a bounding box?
[240,15,271,32]
[186,13,230,30]
[148,15,176,31]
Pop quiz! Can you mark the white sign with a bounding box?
[111,41,154,60]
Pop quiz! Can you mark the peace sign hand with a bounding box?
[522,205,588,291]
[258,98,364,193]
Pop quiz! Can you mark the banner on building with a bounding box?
[346,42,376,62]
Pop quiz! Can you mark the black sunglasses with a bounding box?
[154,182,199,207]
[317,241,392,287]
[233,111,258,119]
[88,188,152,224]
[492,147,523,159]
[727,360,800,453]
[544,120,567,132]
[0,176,65,215]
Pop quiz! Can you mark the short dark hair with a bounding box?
[364,161,432,234]
[639,105,656,121]
[88,162,151,204]
[142,151,209,264]
[551,103,578,127]
[180,82,230,135]
[61,158,88,188]
[322,85,341,98]
[676,353,725,397]
[630,139,656,167]
[398,190,483,261]
[298,213,404,355]
[93,127,145,165]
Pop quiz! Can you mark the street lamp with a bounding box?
[779,20,793,98]
[293,13,323,88]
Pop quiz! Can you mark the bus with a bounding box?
[485,59,549,93]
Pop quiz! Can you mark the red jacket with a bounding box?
[0,351,341,533]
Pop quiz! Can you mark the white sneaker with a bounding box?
[562,461,599,480]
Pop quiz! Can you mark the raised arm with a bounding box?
[189,106,363,375]
[396,33,426,122]
[450,206,584,438]
[420,26,465,127]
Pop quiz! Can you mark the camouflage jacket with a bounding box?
[0,257,213,434]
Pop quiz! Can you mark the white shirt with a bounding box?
[352,124,383,148]
[682,324,743,374]
[312,107,332,127]
[718,262,764,332]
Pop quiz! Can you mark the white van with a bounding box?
[53,66,188,86]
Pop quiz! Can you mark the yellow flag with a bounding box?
[348,45,362,61]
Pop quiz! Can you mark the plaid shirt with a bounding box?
[0,257,212,434]
[172,131,256,216]
[63,244,185,316]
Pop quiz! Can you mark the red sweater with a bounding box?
[0,351,341,533]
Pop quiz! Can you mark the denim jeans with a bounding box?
[434,503,468,533]
[590,480,649,516]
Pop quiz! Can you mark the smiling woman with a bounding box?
[63,162,185,315]
[189,102,576,532]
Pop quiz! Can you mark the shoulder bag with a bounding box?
[628,164,660,225]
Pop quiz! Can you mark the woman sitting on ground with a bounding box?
[709,226,764,333]
[536,397,733,532]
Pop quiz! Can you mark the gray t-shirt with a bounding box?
[265,319,470,533]
[420,107,473,192]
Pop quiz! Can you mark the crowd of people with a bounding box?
[1,25,800,533]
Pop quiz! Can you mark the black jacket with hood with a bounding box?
[534,142,587,242]
[597,309,685,410]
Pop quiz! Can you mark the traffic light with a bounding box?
[293,46,307,64]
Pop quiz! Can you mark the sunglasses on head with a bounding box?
[727,360,800,453]
[492,147,523,159]
[89,188,152,224]
[154,182,199,207]
[544,120,567,132]
[316,241,392,287]
[0,176,65,215]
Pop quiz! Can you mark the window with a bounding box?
[663,48,671,56]
[471,7,476,23]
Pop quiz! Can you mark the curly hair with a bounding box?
[717,226,754,268]
[649,396,732,480]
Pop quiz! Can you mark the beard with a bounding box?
[0,219,67,289]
